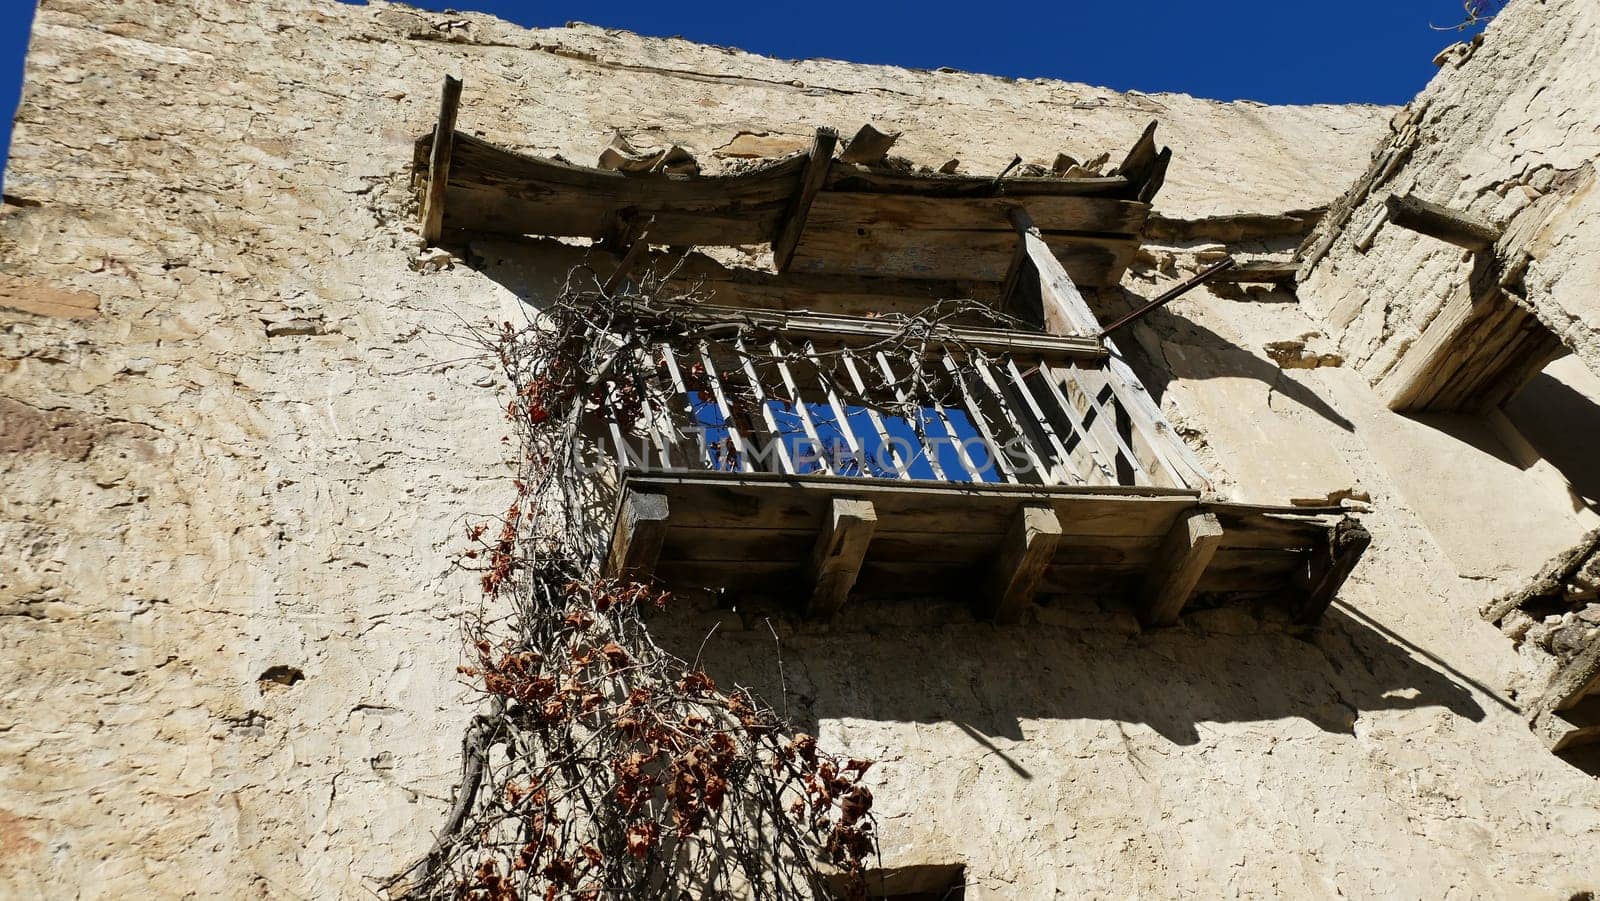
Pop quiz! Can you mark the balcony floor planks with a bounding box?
[623,472,1360,621]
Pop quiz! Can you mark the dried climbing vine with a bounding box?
[391,262,1020,900]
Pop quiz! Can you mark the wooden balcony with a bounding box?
[607,472,1367,627]
[597,317,1366,628]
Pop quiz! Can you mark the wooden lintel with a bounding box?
[806,497,877,619]
[1292,518,1371,624]
[1384,193,1501,252]
[420,75,463,246]
[1008,207,1104,338]
[1137,510,1224,627]
[772,127,839,272]
[985,504,1063,624]
[606,490,670,583]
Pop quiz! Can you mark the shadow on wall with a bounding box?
[1504,355,1600,509]
[1099,291,1356,433]
[652,600,1491,775]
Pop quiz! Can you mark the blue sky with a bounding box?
[1,1,1492,187]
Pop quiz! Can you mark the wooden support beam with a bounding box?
[985,504,1063,625]
[602,216,654,294]
[1008,207,1102,337]
[772,127,839,272]
[1292,518,1371,624]
[606,490,669,583]
[806,497,878,619]
[420,75,463,246]
[1384,193,1501,252]
[1137,510,1224,627]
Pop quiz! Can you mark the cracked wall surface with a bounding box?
[2,0,1599,898]
[1299,0,1600,381]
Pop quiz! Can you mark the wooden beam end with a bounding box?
[986,504,1063,625]
[1293,518,1372,624]
[807,497,878,619]
[1137,510,1223,627]
[606,490,670,583]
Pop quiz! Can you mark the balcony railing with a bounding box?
[589,308,1208,492]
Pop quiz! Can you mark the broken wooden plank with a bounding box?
[420,75,463,245]
[431,132,806,241]
[807,497,878,618]
[838,124,899,165]
[606,490,670,582]
[985,504,1063,624]
[1116,121,1160,186]
[1537,694,1600,754]
[772,127,838,272]
[1137,147,1172,204]
[1291,518,1371,624]
[1384,193,1501,252]
[1137,510,1224,627]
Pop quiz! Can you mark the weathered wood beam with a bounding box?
[1137,510,1224,627]
[420,75,463,246]
[1380,274,1566,413]
[1117,121,1159,189]
[772,127,839,272]
[1292,518,1371,624]
[1137,146,1172,204]
[1534,641,1600,752]
[606,490,669,583]
[985,504,1063,625]
[1008,207,1102,337]
[602,216,654,294]
[806,497,878,619]
[1384,193,1501,252]
[1207,260,1298,285]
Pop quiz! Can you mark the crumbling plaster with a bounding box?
[1299,0,1600,381]
[2,1,1598,898]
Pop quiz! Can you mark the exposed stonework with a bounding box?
[3,1,1599,898]
[1300,0,1600,382]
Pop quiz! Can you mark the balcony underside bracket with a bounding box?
[807,497,878,619]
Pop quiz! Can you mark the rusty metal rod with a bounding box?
[1096,258,1237,339]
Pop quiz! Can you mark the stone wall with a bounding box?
[1299,0,1600,381]
[3,1,1600,898]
